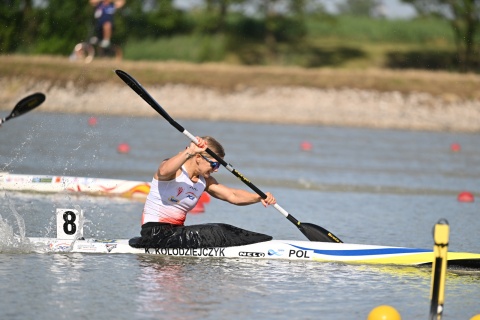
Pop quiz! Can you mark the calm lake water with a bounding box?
[1,112,479,320]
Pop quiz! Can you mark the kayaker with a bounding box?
[131,136,276,249]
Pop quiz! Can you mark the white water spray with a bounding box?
[0,193,32,253]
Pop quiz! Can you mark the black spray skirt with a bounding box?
[129,222,273,248]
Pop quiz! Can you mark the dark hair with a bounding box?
[201,136,225,158]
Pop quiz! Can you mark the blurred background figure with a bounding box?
[90,0,125,49]
[70,0,125,62]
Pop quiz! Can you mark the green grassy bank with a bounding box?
[1,55,480,102]
[123,16,457,70]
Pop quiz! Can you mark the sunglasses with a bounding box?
[201,154,221,170]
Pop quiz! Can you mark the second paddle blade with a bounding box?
[299,223,343,243]
[9,92,46,120]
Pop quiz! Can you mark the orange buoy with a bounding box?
[450,143,461,152]
[117,143,131,154]
[88,116,98,127]
[457,191,474,203]
[300,141,313,151]
[199,192,211,204]
[191,192,210,214]
[190,201,205,214]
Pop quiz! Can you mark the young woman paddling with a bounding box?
[131,136,276,249]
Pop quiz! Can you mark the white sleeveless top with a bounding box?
[141,166,207,225]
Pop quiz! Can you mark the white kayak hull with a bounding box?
[27,237,480,269]
[0,172,151,198]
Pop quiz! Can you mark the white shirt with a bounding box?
[141,166,206,225]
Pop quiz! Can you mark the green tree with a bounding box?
[123,0,191,38]
[145,0,189,36]
[202,0,233,33]
[35,1,91,54]
[249,0,308,57]
[402,0,480,71]
[0,0,38,52]
[337,0,383,17]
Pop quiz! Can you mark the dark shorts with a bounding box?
[95,23,113,40]
[129,222,273,249]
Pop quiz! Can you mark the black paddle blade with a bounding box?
[5,92,45,122]
[115,70,146,98]
[299,223,343,243]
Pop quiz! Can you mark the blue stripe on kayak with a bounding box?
[289,244,431,256]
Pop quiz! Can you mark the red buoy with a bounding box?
[191,192,210,214]
[450,143,461,152]
[117,143,130,154]
[457,191,474,203]
[300,141,313,151]
[88,116,98,127]
[199,192,211,204]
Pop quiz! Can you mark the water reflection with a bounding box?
[49,253,86,286]
[135,256,224,319]
[133,255,480,319]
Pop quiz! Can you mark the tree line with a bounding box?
[1,0,480,71]
[403,0,480,71]
[0,0,317,55]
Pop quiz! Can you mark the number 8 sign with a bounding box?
[56,208,84,239]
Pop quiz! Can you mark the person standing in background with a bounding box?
[89,0,125,48]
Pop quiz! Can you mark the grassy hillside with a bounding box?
[1,55,480,102]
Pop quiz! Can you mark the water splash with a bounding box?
[0,193,89,253]
[0,195,33,253]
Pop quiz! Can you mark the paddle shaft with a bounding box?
[169,125,295,222]
[116,71,290,216]
[115,69,342,243]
